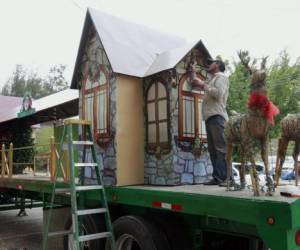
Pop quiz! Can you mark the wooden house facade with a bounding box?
[71,8,214,186]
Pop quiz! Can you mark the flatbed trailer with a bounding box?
[0,175,300,250]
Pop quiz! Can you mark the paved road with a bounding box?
[0,208,43,250]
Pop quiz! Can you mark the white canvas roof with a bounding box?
[144,41,201,76]
[0,89,79,125]
[71,8,211,88]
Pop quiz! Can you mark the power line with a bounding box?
[70,0,85,12]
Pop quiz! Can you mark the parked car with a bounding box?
[272,156,296,179]
[231,162,267,185]
[232,162,264,174]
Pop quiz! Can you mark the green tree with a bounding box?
[227,60,252,162]
[226,50,300,139]
[226,50,300,161]
[227,62,250,114]
[44,64,69,94]
[1,64,69,99]
[267,51,300,137]
[2,64,27,97]
[1,64,69,173]
[25,71,44,99]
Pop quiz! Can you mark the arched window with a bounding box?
[82,64,110,144]
[179,74,206,141]
[146,79,170,154]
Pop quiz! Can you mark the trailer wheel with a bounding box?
[146,214,192,250]
[202,231,268,250]
[63,214,106,250]
[110,215,171,250]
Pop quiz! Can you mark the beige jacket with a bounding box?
[202,72,229,121]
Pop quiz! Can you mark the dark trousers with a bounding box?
[205,115,227,182]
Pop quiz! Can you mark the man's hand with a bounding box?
[191,78,206,90]
[187,60,207,90]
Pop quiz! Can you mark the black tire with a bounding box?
[63,214,106,250]
[249,238,268,250]
[146,214,192,250]
[202,231,268,250]
[111,215,171,250]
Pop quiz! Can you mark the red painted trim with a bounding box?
[152,201,161,208]
[178,73,206,141]
[171,204,182,211]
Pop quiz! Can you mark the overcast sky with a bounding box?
[0,0,299,88]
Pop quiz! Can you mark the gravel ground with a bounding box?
[0,208,43,250]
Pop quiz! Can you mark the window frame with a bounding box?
[145,78,171,154]
[81,64,111,141]
[178,73,207,142]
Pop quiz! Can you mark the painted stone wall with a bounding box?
[78,27,117,186]
[144,50,213,185]
[84,77,117,186]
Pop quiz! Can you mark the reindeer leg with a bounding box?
[244,138,259,195]
[249,155,260,196]
[293,142,300,186]
[226,142,234,191]
[261,137,274,196]
[239,154,246,189]
[275,137,289,187]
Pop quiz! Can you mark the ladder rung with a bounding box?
[75,185,103,191]
[74,163,98,167]
[76,208,107,216]
[73,140,93,145]
[48,230,72,237]
[79,232,111,242]
[55,188,72,193]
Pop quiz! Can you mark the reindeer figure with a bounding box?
[225,51,279,196]
[274,114,300,186]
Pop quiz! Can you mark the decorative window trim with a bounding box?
[178,73,207,142]
[81,64,111,146]
[145,78,171,156]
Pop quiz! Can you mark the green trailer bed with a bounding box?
[1,176,300,250]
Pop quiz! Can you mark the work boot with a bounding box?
[218,180,227,187]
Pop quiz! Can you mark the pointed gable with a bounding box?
[71,8,211,88]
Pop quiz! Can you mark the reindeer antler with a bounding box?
[260,56,269,70]
[237,50,253,75]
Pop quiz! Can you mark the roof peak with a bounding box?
[88,8,186,46]
[71,8,211,88]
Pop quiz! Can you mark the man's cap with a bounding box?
[207,58,225,72]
